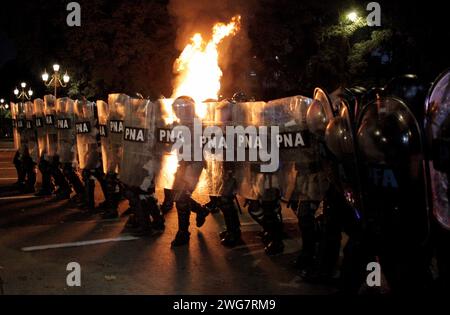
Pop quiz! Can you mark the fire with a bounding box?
[171,15,241,118]
[160,98,177,125]
[158,16,241,200]
[157,153,179,190]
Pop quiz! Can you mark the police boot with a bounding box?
[190,197,209,228]
[146,195,165,233]
[205,196,220,214]
[95,168,109,208]
[13,151,25,189]
[122,190,138,225]
[50,156,72,201]
[132,196,154,236]
[125,214,139,229]
[83,170,96,211]
[296,201,320,272]
[63,164,85,196]
[24,160,37,193]
[36,160,54,196]
[17,164,26,192]
[160,188,174,214]
[171,197,191,247]
[315,193,342,282]
[101,173,120,218]
[246,199,267,239]
[219,197,242,247]
[52,162,71,200]
[262,199,284,256]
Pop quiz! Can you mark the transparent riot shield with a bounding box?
[155,98,180,194]
[202,100,234,198]
[155,97,206,201]
[44,95,58,162]
[24,101,39,163]
[10,102,21,151]
[15,102,28,157]
[120,98,159,191]
[103,94,128,175]
[56,98,77,165]
[235,100,268,201]
[75,99,100,170]
[425,68,450,230]
[33,99,46,161]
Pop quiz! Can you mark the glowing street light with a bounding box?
[347,11,358,23]
[42,63,71,98]
[13,82,33,103]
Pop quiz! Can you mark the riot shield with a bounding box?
[231,97,305,201]
[357,97,429,245]
[75,99,100,170]
[44,95,58,161]
[155,97,205,199]
[234,100,267,201]
[202,100,236,198]
[425,68,450,230]
[120,98,159,191]
[325,99,364,216]
[98,94,128,175]
[10,102,21,151]
[155,98,179,195]
[15,102,28,157]
[294,87,335,203]
[269,96,314,201]
[33,99,46,160]
[24,101,39,163]
[56,98,77,165]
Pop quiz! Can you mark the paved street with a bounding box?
[0,140,336,295]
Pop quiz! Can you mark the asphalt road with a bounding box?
[0,141,336,295]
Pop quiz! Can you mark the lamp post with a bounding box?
[13,82,34,103]
[0,98,9,110]
[0,98,11,138]
[346,11,359,23]
[42,64,70,98]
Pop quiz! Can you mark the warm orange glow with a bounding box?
[160,98,178,125]
[171,15,241,119]
[157,152,180,190]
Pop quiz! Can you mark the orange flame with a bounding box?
[171,15,241,119]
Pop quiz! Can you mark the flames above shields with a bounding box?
[170,15,241,120]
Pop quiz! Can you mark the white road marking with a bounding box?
[0,195,38,200]
[0,167,15,170]
[240,218,297,226]
[278,276,303,288]
[21,235,140,252]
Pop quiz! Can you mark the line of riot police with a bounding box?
[8,69,450,293]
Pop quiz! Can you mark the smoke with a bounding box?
[168,0,257,98]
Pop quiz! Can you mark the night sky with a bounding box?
[0,0,449,102]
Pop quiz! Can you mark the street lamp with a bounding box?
[0,98,6,110]
[13,82,33,103]
[346,11,358,23]
[42,63,70,98]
